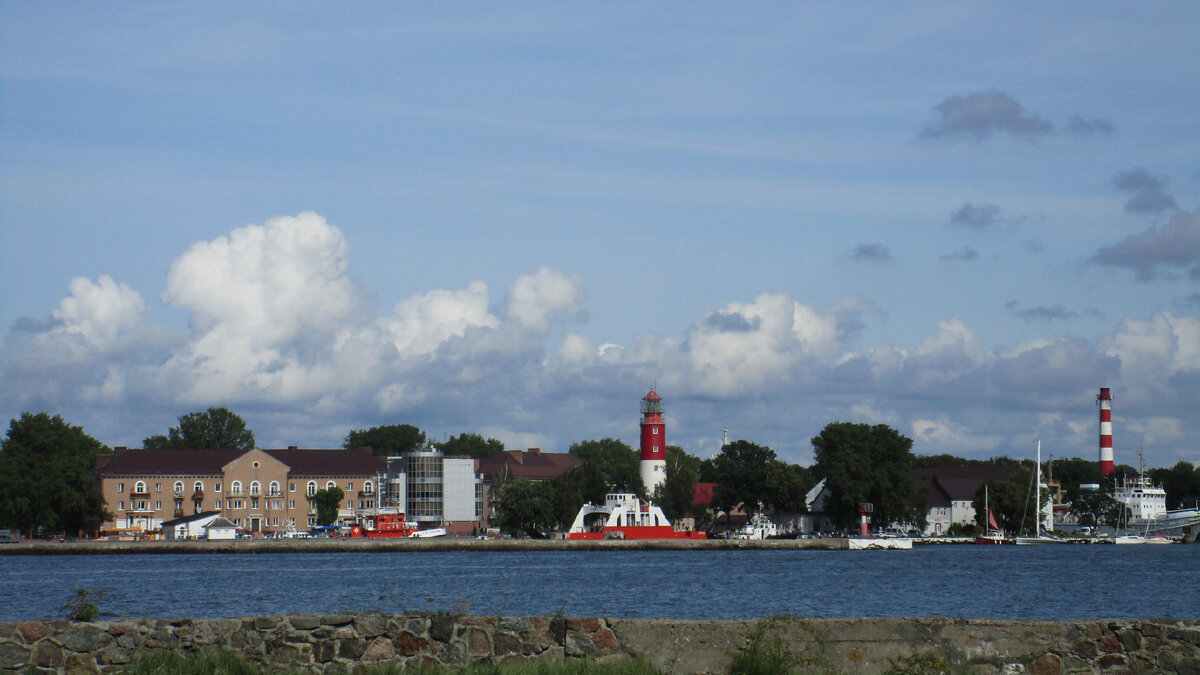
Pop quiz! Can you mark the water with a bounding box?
[2,546,1196,622]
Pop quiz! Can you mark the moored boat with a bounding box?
[349,512,419,538]
[566,492,706,540]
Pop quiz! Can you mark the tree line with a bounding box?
[3,406,1198,538]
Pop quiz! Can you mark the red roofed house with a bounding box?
[96,446,385,537]
[474,448,582,528]
[910,465,1022,535]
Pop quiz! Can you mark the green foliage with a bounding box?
[972,466,1043,534]
[120,648,281,674]
[436,432,505,458]
[344,424,426,457]
[701,440,777,519]
[1149,461,1200,510]
[764,460,811,514]
[811,422,926,531]
[912,454,1020,468]
[0,412,111,535]
[494,478,556,537]
[882,652,950,675]
[312,486,344,526]
[569,438,644,496]
[549,462,608,529]
[1069,485,1123,528]
[1049,456,1104,503]
[726,615,832,675]
[61,587,105,622]
[143,407,255,450]
[654,445,703,524]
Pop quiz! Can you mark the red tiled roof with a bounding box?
[96,448,242,476]
[475,449,581,481]
[264,447,384,476]
[96,447,384,477]
[911,466,1022,505]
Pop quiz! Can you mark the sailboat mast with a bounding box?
[1035,441,1041,538]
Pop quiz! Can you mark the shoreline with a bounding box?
[0,536,860,554]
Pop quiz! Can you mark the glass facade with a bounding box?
[405,451,444,523]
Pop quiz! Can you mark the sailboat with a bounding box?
[1015,441,1069,545]
[975,484,1011,545]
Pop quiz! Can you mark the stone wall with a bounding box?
[1,614,1198,674]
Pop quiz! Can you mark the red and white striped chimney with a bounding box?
[1097,387,1115,475]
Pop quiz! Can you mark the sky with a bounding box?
[2,4,1199,469]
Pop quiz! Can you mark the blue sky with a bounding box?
[2,4,1199,470]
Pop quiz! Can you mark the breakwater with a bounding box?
[2,613,1198,674]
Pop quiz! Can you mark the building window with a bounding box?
[231,480,242,495]
[653,428,659,435]
[194,481,203,493]
[215,500,222,510]
[348,482,354,491]
[289,500,295,509]
[155,501,162,510]
[363,480,373,494]
[289,483,296,493]
[155,483,162,492]
[174,481,184,493]
[307,481,317,496]
[215,483,222,493]
[269,481,280,496]
[118,483,124,493]
[134,481,146,494]
[251,499,259,510]
[308,518,315,527]
[250,481,261,496]
[325,481,336,490]
[118,501,124,510]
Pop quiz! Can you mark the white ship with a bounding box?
[1114,453,1200,535]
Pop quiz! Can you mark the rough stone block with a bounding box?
[57,626,114,653]
[64,652,101,674]
[396,632,429,657]
[1028,653,1060,675]
[288,615,320,631]
[252,617,279,631]
[338,637,365,659]
[1094,653,1126,669]
[95,646,132,665]
[0,641,32,669]
[493,632,522,656]
[467,628,490,656]
[321,614,353,626]
[1072,640,1098,659]
[429,615,456,643]
[361,636,395,661]
[593,628,617,651]
[354,614,387,638]
[312,640,337,663]
[36,641,65,667]
[18,621,49,643]
[1117,628,1143,652]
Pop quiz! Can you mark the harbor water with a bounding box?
[2,545,1197,622]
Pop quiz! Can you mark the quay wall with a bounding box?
[2,613,1198,674]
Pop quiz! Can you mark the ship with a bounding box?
[349,511,419,538]
[565,492,706,540]
[1113,466,1200,536]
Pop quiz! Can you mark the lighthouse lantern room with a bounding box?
[640,389,667,495]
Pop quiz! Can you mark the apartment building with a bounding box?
[95,446,385,536]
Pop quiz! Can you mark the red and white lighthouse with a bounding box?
[639,389,667,495]
[1097,387,1115,475]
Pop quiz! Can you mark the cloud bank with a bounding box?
[921,90,1113,143]
[3,213,1199,467]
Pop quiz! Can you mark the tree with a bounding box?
[569,438,644,496]
[493,478,555,538]
[971,466,1050,534]
[312,486,344,526]
[435,432,505,458]
[1149,461,1200,510]
[654,445,703,525]
[143,407,255,450]
[344,424,426,457]
[811,422,926,531]
[0,413,111,536]
[549,462,607,529]
[764,460,812,514]
[701,440,777,519]
[1069,486,1123,529]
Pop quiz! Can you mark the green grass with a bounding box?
[117,649,663,675]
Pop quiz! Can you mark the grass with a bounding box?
[116,649,664,675]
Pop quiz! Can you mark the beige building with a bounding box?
[95,446,385,536]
